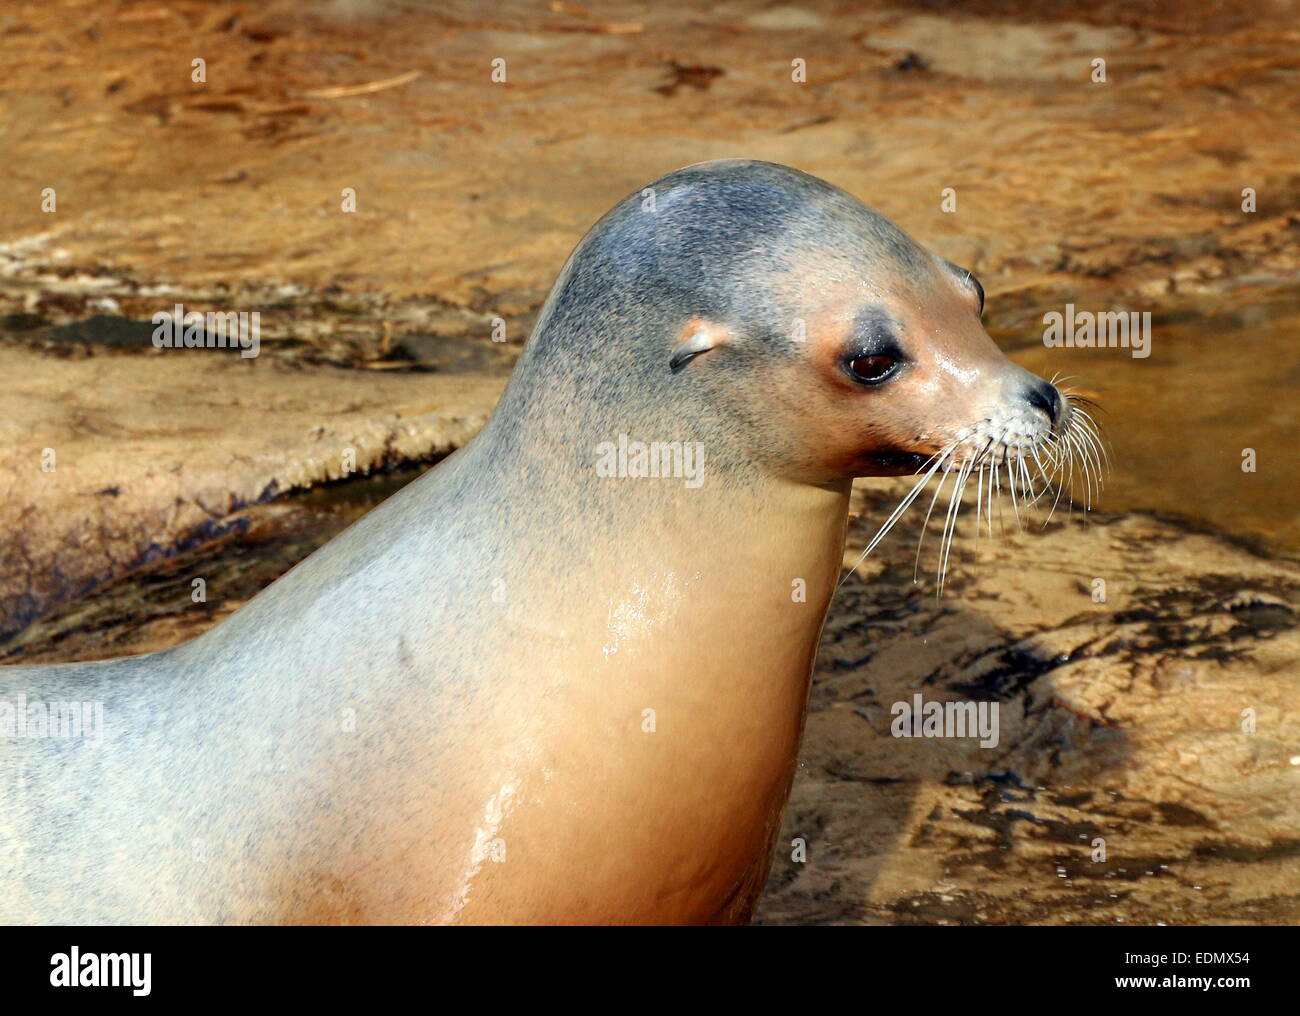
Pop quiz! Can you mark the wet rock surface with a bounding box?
[3,0,1297,630]
[7,472,1297,925]
[0,345,505,643]
[1,0,1297,924]
[756,490,1300,925]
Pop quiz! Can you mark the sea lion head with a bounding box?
[517,158,1100,495]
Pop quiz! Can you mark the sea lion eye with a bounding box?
[845,353,900,385]
[969,274,985,316]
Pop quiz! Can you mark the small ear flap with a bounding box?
[669,323,727,374]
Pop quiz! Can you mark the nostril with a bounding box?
[1025,381,1061,425]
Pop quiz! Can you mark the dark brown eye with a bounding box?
[845,353,900,385]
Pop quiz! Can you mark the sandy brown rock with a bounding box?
[2,0,1297,328]
[1,0,1296,926]
[0,345,504,641]
[3,0,1297,631]
[754,484,1300,925]
[9,470,1297,925]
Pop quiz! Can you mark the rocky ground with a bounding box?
[1,0,1297,923]
[4,0,1298,640]
[758,491,1300,924]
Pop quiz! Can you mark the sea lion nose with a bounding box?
[1024,380,1061,427]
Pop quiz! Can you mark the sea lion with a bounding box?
[0,159,1091,925]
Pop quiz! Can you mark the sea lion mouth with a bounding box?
[866,451,930,472]
[843,383,1109,594]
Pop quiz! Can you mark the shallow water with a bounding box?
[1003,292,1300,553]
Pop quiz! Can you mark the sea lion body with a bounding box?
[0,160,1068,924]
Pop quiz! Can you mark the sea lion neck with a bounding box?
[474,344,765,492]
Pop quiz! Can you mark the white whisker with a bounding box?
[838,447,952,588]
[838,382,1110,599]
[913,449,957,582]
[937,456,973,595]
